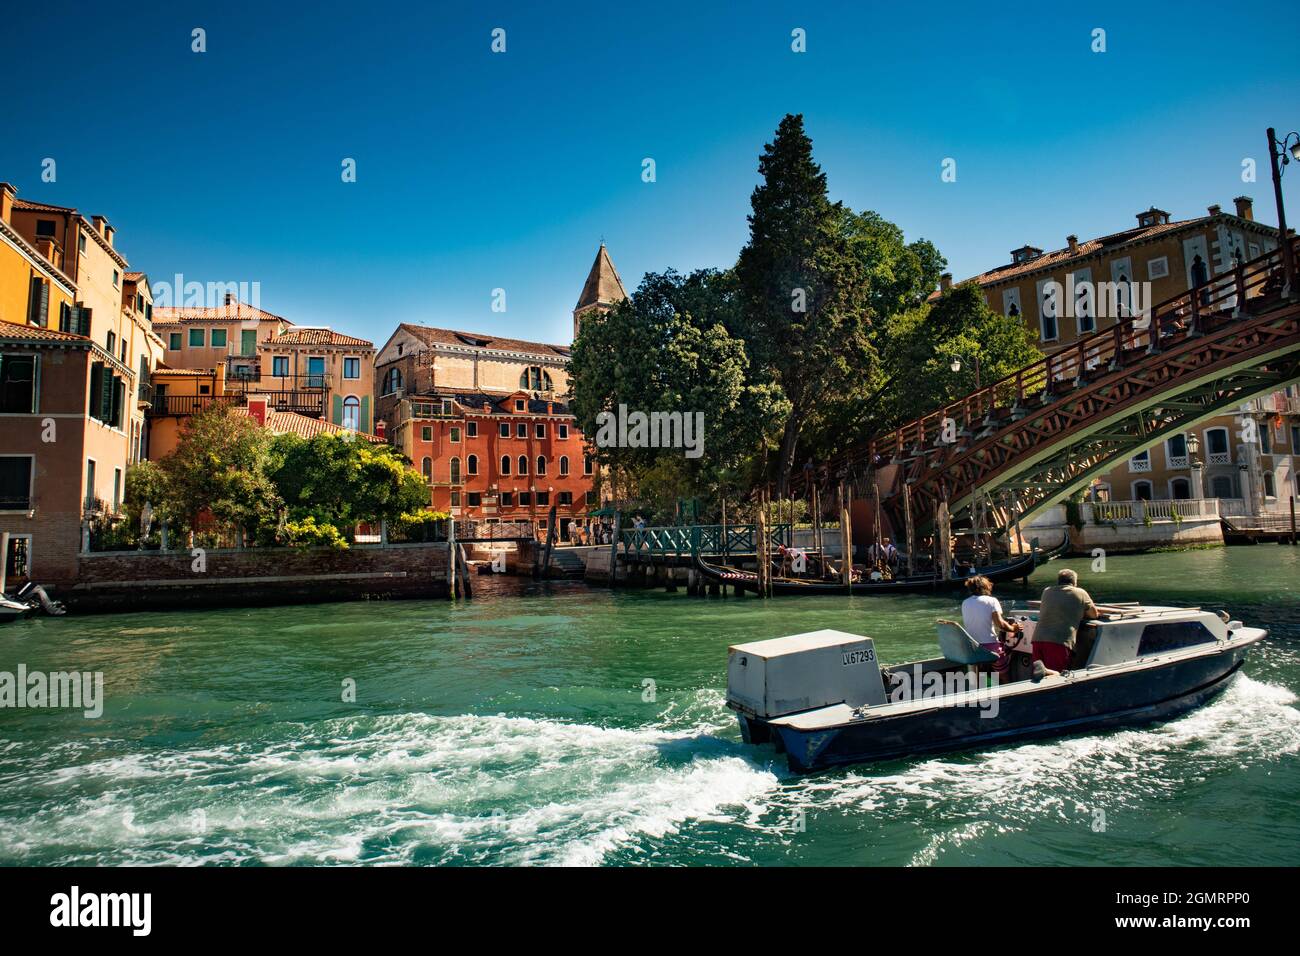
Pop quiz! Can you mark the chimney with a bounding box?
[1066,235,1079,255]
[939,272,953,292]
[1207,204,1221,217]
[375,419,386,440]
[224,292,237,306]
[547,401,554,415]
[92,215,107,237]
[1234,196,1254,221]
[0,183,15,225]
[35,237,59,264]
[247,396,268,426]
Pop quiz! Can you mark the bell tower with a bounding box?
[572,243,628,340]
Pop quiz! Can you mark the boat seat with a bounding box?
[935,620,1000,665]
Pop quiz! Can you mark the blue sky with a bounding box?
[5,1,1299,347]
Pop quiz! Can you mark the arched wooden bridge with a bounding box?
[808,238,1300,542]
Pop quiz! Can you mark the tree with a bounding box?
[735,114,874,495]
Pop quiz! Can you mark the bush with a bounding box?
[390,511,448,543]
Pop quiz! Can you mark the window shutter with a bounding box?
[37,281,49,327]
[101,366,114,422]
[88,363,103,419]
[111,377,125,428]
[360,395,371,433]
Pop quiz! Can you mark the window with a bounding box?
[273,356,290,378]
[450,457,461,483]
[535,423,546,439]
[0,355,39,413]
[558,424,569,440]
[467,492,482,507]
[518,492,532,506]
[1165,434,1188,467]
[516,423,527,438]
[450,427,461,443]
[307,356,325,388]
[450,491,460,507]
[536,491,550,506]
[0,456,33,509]
[500,492,514,507]
[467,454,478,475]
[35,219,56,237]
[466,421,477,438]
[85,459,96,510]
[518,455,528,475]
[421,457,432,482]
[342,396,360,431]
[1037,279,1059,342]
[1169,477,1191,500]
[418,426,430,442]
[1128,450,1151,473]
[1291,425,1300,453]
[112,270,120,288]
[558,491,573,506]
[1260,425,1272,455]
[168,332,182,350]
[559,455,569,476]
[1132,480,1153,501]
[536,456,547,476]
[520,366,553,391]
[584,455,593,475]
[1137,620,1216,656]
[106,331,116,355]
[77,233,86,254]
[211,328,228,348]
[1205,427,1231,464]
[188,328,205,347]
[1147,257,1169,280]
[343,357,361,379]
[113,468,122,511]
[381,367,403,395]
[1264,471,1277,498]
[515,399,525,411]
[27,277,49,327]
[586,491,598,506]
[499,423,510,438]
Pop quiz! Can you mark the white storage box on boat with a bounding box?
[727,629,887,720]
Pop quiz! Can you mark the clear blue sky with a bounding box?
[5,1,1299,347]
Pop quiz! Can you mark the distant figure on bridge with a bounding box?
[1191,254,1210,306]
[1032,569,1099,677]
[961,575,1018,681]
[633,514,646,530]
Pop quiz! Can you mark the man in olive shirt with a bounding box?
[1032,569,1099,675]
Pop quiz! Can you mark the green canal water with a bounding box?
[1,547,1298,867]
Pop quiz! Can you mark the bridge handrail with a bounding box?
[843,237,1298,470]
[619,523,792,557]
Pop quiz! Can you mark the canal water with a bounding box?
[1,547,1297,866]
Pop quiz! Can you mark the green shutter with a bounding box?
[88,363,102,420]
[332,394,344,425]
[359,395,371,433]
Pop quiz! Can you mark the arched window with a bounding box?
[1204,427,1231,463]
[421,457,432,483]
[1132,480,1153,501]
[342,395,360,431]
[518,455,528,475]
[1169,478,1191,500]
[520,366,553,392]
[536,456,547,476]
[559,455,569,476]
[382,367,403,395]
[467,454,478,476]
[500,455,510,476]
[450,457,461,483]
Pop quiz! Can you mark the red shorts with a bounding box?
[1032,642,1071,672]
[979,642,1010,677]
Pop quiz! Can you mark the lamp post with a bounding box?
[1266,127,1300,297]
[1187,433,1204,501]
[949,354,981,390]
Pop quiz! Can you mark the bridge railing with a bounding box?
[857,237,1298,467]
[619,523,792,558]
[458,520,535,540]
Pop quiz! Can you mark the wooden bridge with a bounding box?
[804,238,1300,542]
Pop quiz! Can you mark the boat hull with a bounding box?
[757,643,1250,772]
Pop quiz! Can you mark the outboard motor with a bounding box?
[17,583,66,616]
[727,629,887,745]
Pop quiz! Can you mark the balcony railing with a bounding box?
[137,382,155,407]
[148,394,241,417]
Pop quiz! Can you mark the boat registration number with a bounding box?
[842,648,875,666]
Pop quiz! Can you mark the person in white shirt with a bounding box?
[960,575,1020,681]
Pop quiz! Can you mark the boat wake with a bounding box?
[0,678,1295,866]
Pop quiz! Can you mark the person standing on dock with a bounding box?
[1032,569,1099,676]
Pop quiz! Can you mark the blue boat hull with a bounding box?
[747,645,1249,773]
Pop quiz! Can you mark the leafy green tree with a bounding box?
[735,113,874,495]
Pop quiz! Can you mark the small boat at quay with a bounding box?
[727,603,1265,772]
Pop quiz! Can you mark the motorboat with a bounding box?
[726,603,1265,772]
[0,583,66,623]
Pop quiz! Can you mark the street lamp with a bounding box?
[1266,127,1299,297]
[949,354,981,390]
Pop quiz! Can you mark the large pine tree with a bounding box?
[735,114,873,495]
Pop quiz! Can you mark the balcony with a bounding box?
[137,382,155,409]
[256,390,326,417]
[148,394,241,417]
[1207,451,1233,466]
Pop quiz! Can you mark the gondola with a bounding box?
[693,546,1042,596]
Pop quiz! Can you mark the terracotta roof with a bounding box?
[12,197,74,214]
[398,323,570,358]
[271,327,373,348]
[153,302,290,324]
[411,387,571,416]
[152,366,217,376]
[931,216,1215,300]
[0,319,91,344]
[575,243,628,311]
[245,407,385,442]
[11,197,129,268]
[124,271,146,282]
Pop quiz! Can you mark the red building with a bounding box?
[394,388,596,539]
